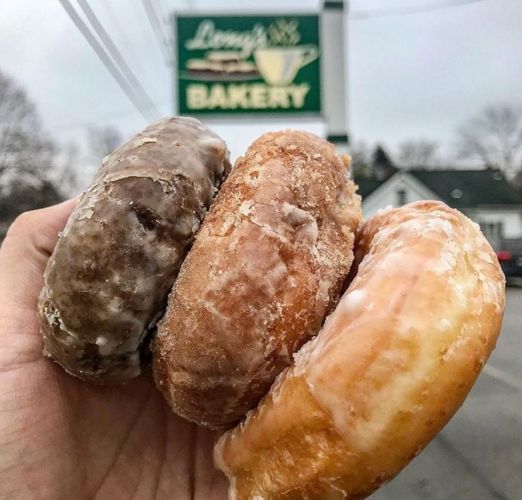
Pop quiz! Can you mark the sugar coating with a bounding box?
[153,129,363,428]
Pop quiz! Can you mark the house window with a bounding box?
[479,222,490,238]
[396,189,407,206]
[495,222,504,239]
[479,221,504,241]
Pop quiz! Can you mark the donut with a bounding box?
[38,117,230,383]
[152,130,363,429]
[214,201,505,499]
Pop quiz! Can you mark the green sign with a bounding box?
[174,14,321,116]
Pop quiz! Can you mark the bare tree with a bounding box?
[87,125,122,162]
[350,140,372,178]
[54,142,81,197]
[0,70,56,181]
[372,144,396,181]
[457,104,522,177]
[512,170,522,193]
[0,70,62,238]
[398,139,439,169]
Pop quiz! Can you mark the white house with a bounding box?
[355,169,522,248]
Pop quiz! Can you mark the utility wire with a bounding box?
[76,0,161,118]
[152,0,172,54]
[102,1,135,60]
[58,0,486,128]
[350,0,486,20]
[58,0,157,122]
[141,0,172,66]
[152,0,171,36]
[152,0,171,27]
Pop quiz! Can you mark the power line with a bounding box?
[350,0,486,20]
[141,0,172,66]
[57,0,157,123]
[152,0,172,52]
[152,0,170,28]
[150,0,169,35]
[76,0,161,118]
[101,1,135,60]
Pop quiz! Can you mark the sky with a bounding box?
[0,0,521,177]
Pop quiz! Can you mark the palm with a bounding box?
[0,202,227,500]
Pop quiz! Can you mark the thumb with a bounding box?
[0,198,77,313]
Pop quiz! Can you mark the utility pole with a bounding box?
[321,0,349,155]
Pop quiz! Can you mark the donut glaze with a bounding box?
[215,201,505,499]
[39,117,230,383]
[153,130,362,429]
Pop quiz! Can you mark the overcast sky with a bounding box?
[1,0,521,171]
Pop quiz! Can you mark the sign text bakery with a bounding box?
[175,14,321,116]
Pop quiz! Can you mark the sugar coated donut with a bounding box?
[153,130,362,429]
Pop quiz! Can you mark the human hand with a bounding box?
[0,200,227,500]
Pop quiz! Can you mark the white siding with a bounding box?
[466,208,522,239]
[361,172,439,218]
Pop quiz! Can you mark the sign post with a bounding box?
[321,0,349,151]
[174,14,321,117]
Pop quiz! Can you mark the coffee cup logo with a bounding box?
[254,45,318,86]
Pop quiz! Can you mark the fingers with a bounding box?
[193,428,229,500]
[0,198,77,311]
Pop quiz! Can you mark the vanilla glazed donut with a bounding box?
[153,130,362,429]
[39,117,230,383]
[215,200,505,499]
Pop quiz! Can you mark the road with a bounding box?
[371,287,522,500]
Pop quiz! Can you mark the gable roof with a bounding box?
[354,168,521,208]
[354,177,384,198]
[408,169,521,208]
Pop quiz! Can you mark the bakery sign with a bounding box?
[174,14,321,116]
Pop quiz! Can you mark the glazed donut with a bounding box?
[38,117,230,383]
[215,201,505,499]
[153,130,362,429]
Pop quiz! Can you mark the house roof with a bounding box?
[354,177,384,198]
[354,168,522,208]
[408,169,521,208]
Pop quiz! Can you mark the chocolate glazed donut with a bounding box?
[38,117,230,383]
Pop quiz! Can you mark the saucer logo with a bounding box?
[175,15,321,115]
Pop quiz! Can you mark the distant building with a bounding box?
[355,169,522,248]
